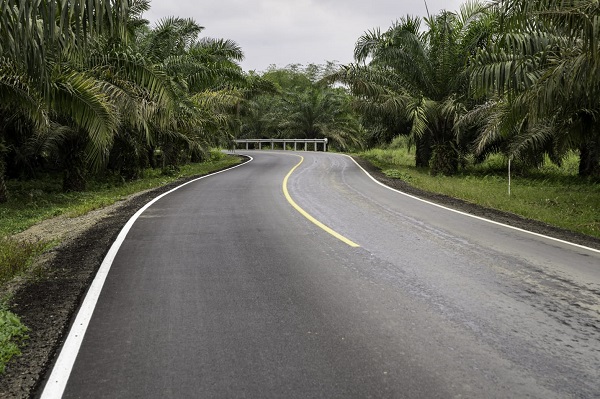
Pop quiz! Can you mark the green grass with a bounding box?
[0,308,28,374]
[0,237,48,285]
[360,148,600,239]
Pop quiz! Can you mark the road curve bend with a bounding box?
[41,151,600,398]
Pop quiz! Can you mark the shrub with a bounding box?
[0,238,46,284]
[0,309,28,374]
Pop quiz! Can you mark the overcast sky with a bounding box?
[144,0,466,72]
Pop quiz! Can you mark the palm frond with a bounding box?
[51,69,119,168]
[0,58,48,129]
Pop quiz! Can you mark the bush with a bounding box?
[0,309,28,374]
[0,238,46,284]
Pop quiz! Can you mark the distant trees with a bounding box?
[239,64,364,151]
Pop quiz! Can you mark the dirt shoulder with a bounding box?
[1,155,599,398]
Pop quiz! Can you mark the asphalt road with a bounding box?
[43,151,600,398]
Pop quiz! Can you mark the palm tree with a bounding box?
[0,0,135,198]
[1,0,251,197]
[329,1,495,174]
[132,16,247,171]
[469,0,600,176]
[278,86,363,150]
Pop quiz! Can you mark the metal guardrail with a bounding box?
[234,138,328,152]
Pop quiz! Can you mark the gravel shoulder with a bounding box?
[1,154,598,398]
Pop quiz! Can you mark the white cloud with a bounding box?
[144,0,468,72]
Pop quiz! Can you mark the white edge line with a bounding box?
[40,156,253,399]
[343,154,600,255]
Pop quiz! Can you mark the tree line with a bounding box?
[237,63,365,151]
[329,0,600,177]
[1,0,599,205]
[0,0,277,203]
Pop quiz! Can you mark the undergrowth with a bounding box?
[0,237,47,285]
[0,308,28,374]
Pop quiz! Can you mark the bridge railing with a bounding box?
[233,139,328,152]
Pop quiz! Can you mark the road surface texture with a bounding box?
[41,151,600,398]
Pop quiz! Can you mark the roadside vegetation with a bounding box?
[0,307,28,374]
[362,138,600,238]
[0,150,239,373]
[330,0,600,180]
[0,150,238,237]
[0,149,238,284]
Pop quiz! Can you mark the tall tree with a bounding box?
[469,0,600,176]
[0,0,134,198]
[329,1,495,174]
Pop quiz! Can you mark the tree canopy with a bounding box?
[328,0,600,177]
[0,0,255,201]
[1,0,598,204]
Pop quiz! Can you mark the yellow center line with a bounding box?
[282,156,360,248]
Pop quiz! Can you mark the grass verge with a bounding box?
[359,147,600,239]
[0,238,48,285]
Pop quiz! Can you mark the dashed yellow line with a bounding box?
[283,156,360,248]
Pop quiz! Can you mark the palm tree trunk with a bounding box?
[415,132,433,168]
[0,158,8,203]
[62,165,87,192]
[579,139,600,177]
[430,142,459,176]
[61,137,87,192]
[148,146,157,169]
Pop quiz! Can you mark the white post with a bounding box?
[508,157,512,197]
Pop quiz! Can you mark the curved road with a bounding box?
[41,151,600,398]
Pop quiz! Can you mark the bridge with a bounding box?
[234,138,328,152]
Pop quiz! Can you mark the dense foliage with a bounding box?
[0,0,258,203]
[468,0,600,176]
[1,0,598,204]
[238,64,364,151]
[329,0,600,178]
